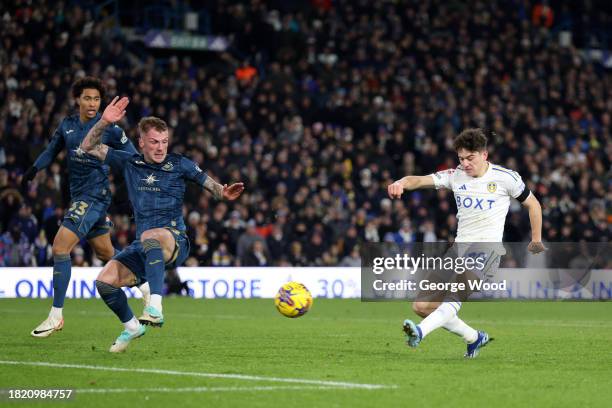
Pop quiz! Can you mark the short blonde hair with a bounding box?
[138,116,168,136]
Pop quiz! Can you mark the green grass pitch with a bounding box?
[1,298,611,407]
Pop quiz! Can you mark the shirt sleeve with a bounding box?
[104,147,133,173]
[180,156,208,186]
[506,171,530,202]
[430,168,454,190]
[33,120,66,170]
[103,125,138,154]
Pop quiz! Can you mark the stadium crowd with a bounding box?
[0,0,610,267]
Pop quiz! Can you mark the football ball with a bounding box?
[274,282,313,318]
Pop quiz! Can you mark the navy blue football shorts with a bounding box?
[62,197,113,240]
[112,228,190,286]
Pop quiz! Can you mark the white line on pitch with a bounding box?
[4,309,611,328]
[1,308,250,320]
[0,361,395,390]
[77,385,348,393]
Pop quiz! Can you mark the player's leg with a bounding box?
[402,259,457,347]
[87,232,115,262]
[408,248,498,356]
[443,315,479,344]
[405,299,479,344]
[405,299,481,351]
[95,259,146,352]
[32,198,103,337]
[137,228,177,326]
[412,301,439,318]
[460,251,501,358]
[404,299,458,345]
[88,222,151,309]
[403,246,480,349]
[50,227,80,307]
[30,226,79,337]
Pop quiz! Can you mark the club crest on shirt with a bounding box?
[487,182,497,193]
[73,146,85,157]
[138,173,161,192]
[162,162,174,171]
[142,174,159,185]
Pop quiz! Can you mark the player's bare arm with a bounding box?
[388,175,435,199]
[82,96,129,161]
[203,177,245,201]
[522,193,545,254]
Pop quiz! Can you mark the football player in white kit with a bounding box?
[387,128,545,357]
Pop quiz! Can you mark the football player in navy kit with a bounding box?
[82,96,244,352]
[23,77,150,338]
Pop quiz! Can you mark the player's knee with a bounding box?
[95,275,117,287]
[97,253,111,263]
[96,248,115,262]
[140,230,161,243]
[95,279,120,296]
[412,302,431,317]
[96,262,120,286]
[51,241,71,257]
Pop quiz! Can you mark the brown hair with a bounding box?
[71,76,106,99]
[453,128,488,152]
[138,116,168,136]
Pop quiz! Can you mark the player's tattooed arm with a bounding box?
[203,177,224,200]
[82,96,129,161]
[81,120,109,160]
[203,177,245,201]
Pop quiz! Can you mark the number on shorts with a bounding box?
[68,201,89,216]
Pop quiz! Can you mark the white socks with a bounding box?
[443,316,479,344]
[123,316,141,333]
[417,301,479,343]
[49,307,63,320]
[139,282,151,306]
[150,294,163,312]
[418,301,461,338]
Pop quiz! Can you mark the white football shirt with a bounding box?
[430,162,527,242]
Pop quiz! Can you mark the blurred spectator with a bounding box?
[340,245,361,267]
[288,241,308,266]
[387,220,415,244]
[266,224,287,262]
[237,219,267,265]
[33,230,52,266]
[9,204,38,244]
[72,246,89,267]
[212,243,233,266]
[242,240,269,266]
[0,224,32,266]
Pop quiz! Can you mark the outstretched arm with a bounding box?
[22,123,66,190]
[203,177,245,201]
[387,175,435,199]
[180,156,244,200]
[522,193,545,254]
[32,125,65,170]
[81,96,129,161]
